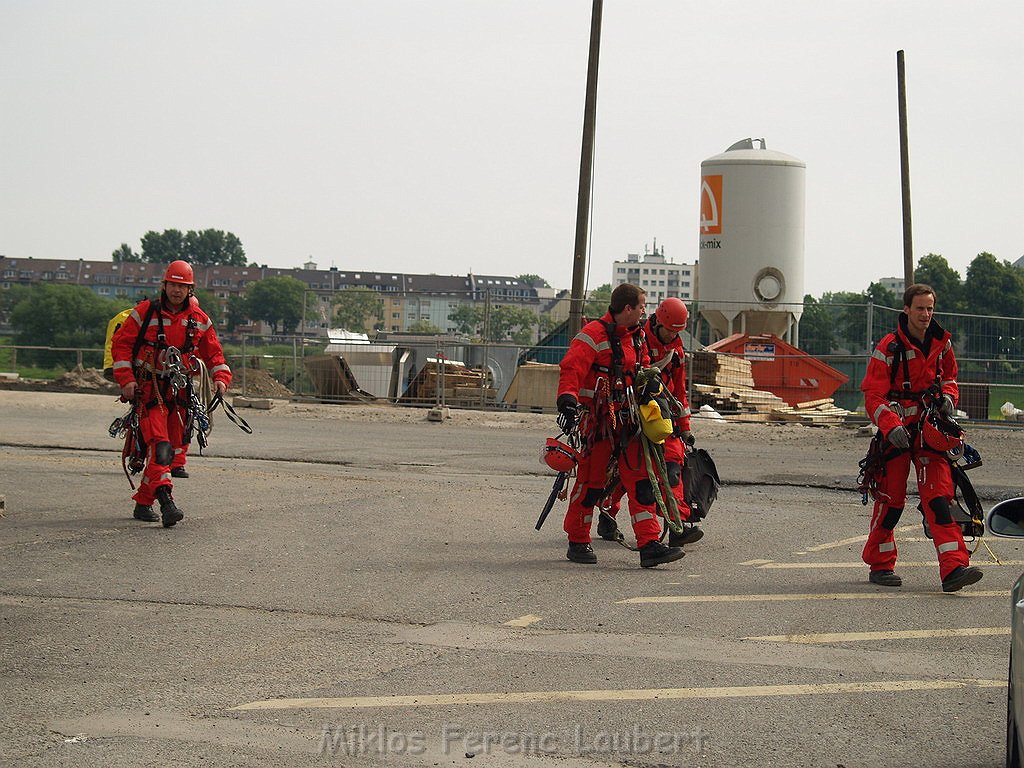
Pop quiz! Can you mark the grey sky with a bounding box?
[2,1,1020,298]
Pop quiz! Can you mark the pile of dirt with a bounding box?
[232,367,293,399]
[54,365,119,392]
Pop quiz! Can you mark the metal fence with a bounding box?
[3,301,1024,422]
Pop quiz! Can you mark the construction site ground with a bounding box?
[2,389,1023,767]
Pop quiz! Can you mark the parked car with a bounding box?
[986,498,1024,768]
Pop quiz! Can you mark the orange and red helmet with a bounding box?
[656,297,689,332]
[540,437,578,473]
[920,410,965,458]
[163,260,194,285]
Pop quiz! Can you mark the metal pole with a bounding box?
[568,0,603,338]
[897,50,914,288]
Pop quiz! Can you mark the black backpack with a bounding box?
[683,447,721,521]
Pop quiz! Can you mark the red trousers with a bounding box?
[133,396,186,506]
[603,435,693,524]
[862,448,970,580]
[563,437,661,548]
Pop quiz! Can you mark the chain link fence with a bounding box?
[3,301,1023,421]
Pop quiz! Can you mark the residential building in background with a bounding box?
[0,255,540,338]
[877,276,905,297]
[611,242,698,306]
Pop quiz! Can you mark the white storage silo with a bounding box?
[698,138,805,343]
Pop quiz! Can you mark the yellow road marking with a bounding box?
[740,559,774,566]
[758,560,1024,569]
[804,525,918,552]
[231,679,1005,711]
[746,627,1010,643]
[617,590,1008,604]
[504,614,542,628]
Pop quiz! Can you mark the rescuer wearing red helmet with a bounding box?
[597,296,703,547]
[555,284,685,568]
[860,283,982,592]
[111,260,232,527]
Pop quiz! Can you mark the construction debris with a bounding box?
[400,359,495,408]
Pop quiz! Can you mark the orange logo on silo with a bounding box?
[700,174,722,234]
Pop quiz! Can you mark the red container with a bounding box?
[705,333,848,406]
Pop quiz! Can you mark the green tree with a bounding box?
[864,281,900,310]
[583,284,611,319]
[799,295,835,355]
[517,274,550,289]
[914,253,964,311]
[137,228,246,266]
[192,287,219,320]
[964,252,1024,317]
[407,319,443,334]
[244,275,305,334]
[448,304,484,335]
[225,294,249,333]
[332,287,382,334]
[9,284,125,365]
[486,305,537,343]
[112,243,141,262]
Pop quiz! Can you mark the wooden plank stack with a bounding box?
[688,351,852,424]
[400,359,496,407]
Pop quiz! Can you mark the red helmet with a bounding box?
[656,297,689,332]
[920,411,964,456]
[540,437,578,473]
[163,260,194,285]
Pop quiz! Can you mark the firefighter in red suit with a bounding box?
[111,260,232,527]
[555,284,686,568]
[860,283,982,592]
[596,297,703,547]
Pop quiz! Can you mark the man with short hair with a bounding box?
[112,260,231,527]
[555,284,686,568]
[860,283,982,592]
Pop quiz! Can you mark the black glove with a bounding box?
[556,394,579,435]
[679,430,696,447]
[939,394,955,417]
[887,425,911,450]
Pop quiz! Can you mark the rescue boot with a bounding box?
[132,503,159,522]
[171,467,189,479]
[597,512,623,542]
[669,523,704,547]
[639,540,685,568]
[941,565,983,593]
[155,486,184,528]
[566,542,597,564]
[868,569,902,587]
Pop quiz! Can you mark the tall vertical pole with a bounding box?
[896,50,914,289]
[568,0,603,338]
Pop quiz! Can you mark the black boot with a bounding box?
[941,565,983,593]
[566,542,597,564]
[639,540,685,568]
[597,512,623,542]
[132,503,159,522]
[669,523,704,547]
[155,486,184,528]
[171,467,189,479]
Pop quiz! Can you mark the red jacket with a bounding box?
[643,316,691,432]
[111,296,232,390]
[861,313,957,437]
[558,313,649,409]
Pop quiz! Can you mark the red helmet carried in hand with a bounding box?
[163,260,194,285]
[920,410,964,457]
[656,297,689,332]
[540,437,578,473]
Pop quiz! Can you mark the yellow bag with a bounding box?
[639,399,673,444]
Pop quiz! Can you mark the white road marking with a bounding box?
[231,679,1005,711]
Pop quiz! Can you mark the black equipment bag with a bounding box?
[683,447,721,521]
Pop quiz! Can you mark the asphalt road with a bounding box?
[2,391,1023,767]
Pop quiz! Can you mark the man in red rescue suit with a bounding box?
[861,283,982,592]
[596,297,703,548]
[556,283,686,568]
[111,260,232,527]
